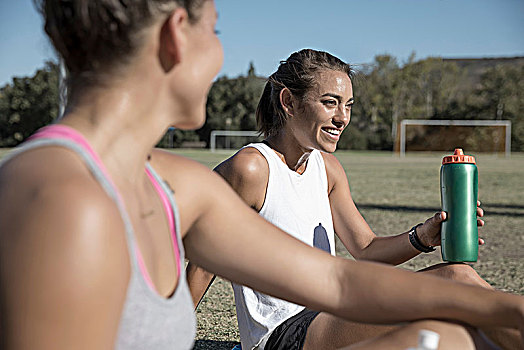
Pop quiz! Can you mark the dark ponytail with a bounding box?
[256,76,284,138]
[256,49,353,137]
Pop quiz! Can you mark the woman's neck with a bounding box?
[265,132,313,174]
[59,81,169,185]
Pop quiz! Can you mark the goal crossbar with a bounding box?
[210,130,260,152]
[399,119,511,157]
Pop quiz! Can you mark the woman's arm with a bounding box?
[323,153,483,265]
[154,151,524,333]
[322,152,422,264]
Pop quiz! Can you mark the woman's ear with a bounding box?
[159,7,189,72]
[279,88,295,117]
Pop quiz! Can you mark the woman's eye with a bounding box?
[323,100,337,106]
[214,29,221,35]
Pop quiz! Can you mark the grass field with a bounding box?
[2,148,522,349]
[166,149,524,350]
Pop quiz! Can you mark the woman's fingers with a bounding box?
[477,206,484,217]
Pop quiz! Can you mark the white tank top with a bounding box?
[232,143,335,349]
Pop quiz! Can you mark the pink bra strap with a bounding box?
[29,125,180,293]
[145,168,181,277]
[29,125,109,174]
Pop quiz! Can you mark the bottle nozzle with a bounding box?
[443,148,475,164]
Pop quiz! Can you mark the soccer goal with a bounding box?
[398,119,512,157]
[210,130,262,152]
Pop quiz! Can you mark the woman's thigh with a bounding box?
[303,312,396,350]
[304,316,490,350]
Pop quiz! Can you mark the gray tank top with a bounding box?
[3,126,196,349]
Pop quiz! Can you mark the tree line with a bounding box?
[1,56,523,151]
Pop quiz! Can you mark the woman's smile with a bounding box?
[321,126,343,141]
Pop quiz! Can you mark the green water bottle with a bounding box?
[440,148,478,262]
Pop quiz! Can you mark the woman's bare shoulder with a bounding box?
[0,145,128,262]
[320,151,349,193]
[0,146,120,208]
[1,146,119,210]
[0,147,130,345]
[320,151,344,172]
[215,147,269,186]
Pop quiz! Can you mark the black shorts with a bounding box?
[265,309,320,350]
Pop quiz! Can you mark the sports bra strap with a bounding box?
[28,124,181,294]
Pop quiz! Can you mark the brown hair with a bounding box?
[256,49,353,137]
[34,0,207,87]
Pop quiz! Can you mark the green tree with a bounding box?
[473,64,524,150]
[341,55,465,151]
[156,63,265,148]
[0,61,59,146]
[198,68,265,146]
[342,55,399,150]
[156,128,201,148]
[247,61,256,77]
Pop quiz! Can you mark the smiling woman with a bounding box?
[186,49,522,350]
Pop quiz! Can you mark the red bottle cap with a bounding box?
[442,148,476,165]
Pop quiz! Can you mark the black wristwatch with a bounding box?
[408,223,435,253]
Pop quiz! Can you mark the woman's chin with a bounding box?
[319,142,338,153]
[316,140,338,153]
[174,113,206,130]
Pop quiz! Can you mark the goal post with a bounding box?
[398,119,511,157]
[210,130,262,152]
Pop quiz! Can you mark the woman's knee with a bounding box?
[342,320,477,350]
[420,263,493,289]
[403,320,476,350]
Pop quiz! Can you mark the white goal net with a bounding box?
[210,130,262,152]
[397,119,511,157]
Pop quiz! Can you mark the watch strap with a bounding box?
[409,223,435,253]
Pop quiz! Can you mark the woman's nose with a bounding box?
[333,106,350,127]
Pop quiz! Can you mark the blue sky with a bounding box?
[1,0,523,86]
